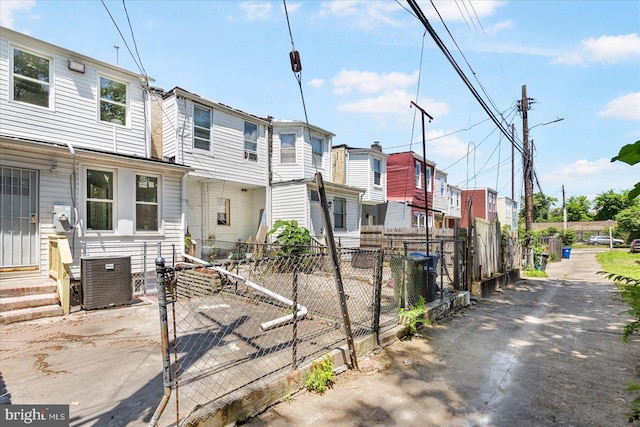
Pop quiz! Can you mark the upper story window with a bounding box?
[280,133,296,164]
[244,121,258,161]
[440,178,445,197]
[333,198,346,229]
[86,169,114,231]
[136,175,159,232]
[426,168,431,191]
[415,162,421,189]
[193,105,211,151]
[12,48,50,108]
[373,158,381,186]
[312,136,323,168]
[99,77,127,126]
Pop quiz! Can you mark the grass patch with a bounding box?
[595,251,640,281]
[522,268,548,278]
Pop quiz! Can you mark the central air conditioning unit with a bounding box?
[81,256,132,310]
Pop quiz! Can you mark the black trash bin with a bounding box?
[539,253,549,271]
[408,252,439,303]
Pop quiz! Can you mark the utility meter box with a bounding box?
[53,205,72,232]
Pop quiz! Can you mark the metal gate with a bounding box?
[0,166,39,268]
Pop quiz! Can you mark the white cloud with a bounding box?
[598,92,640,121]
[331,70,419,95]
[425,0,506,23]
[239,1,272,22]
[317,0,406,28]
[426,131,476,159]
[0,0,35,28]
[484,20,513,35]
[308,78,325,88]
[553,33,640,65]
[337,90,449,117]
[542,158,639,197]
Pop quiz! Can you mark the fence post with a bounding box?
[373,249,383,345]
[149,255,172,427]
[291,246,299,370]
[439,240,444,299]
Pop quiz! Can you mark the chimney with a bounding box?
[371,141,382,151]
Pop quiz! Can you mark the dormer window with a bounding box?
[12,48,50,108]
[99,76,127,125]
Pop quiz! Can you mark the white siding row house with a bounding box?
[0,26,189,284]
[0,26,368,294]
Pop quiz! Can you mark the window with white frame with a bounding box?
[86,169,114,231]
[310,190,319,202]
[413,211,426,228]
[12,48,50,108]
[135,174,159,232]
[244,121,258,161]
[99,76,127,125]
[415,162,421,189]
[426,168,431,191]
[193,105,211,151]
[333,198,346,229]
[440,178,445,197]
[312,136,323,167]
[373,158,381,186]
[280,133,296,164]
[217,199,230,225]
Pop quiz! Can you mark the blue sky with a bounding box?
[3,0,639,206]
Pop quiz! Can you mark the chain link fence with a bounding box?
[151,239,467,425]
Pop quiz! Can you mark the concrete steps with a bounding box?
[0,279,63,324]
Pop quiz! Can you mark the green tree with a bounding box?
[616,205,640,240]
[593,189,634,220]
[566,195,592,221]
[520,192,557,222]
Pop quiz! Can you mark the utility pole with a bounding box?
[562,185,567,231]
[511,124,515,202]
[519,85,533,268]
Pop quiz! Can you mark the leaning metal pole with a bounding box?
[149,255,173,427]
[315,172,359,370]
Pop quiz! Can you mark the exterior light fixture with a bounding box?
[68,59,85,73]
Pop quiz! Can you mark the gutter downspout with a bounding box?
[182,254,308,331]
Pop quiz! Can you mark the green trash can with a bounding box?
[406,255,427,307]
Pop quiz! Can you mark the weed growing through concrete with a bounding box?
[305,354,334,394]
[399,296,432,335]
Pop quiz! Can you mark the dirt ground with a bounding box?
[244,249,640,427]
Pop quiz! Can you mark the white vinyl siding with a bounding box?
[1,31,148,156]
[172,96,268,187]
[0,143,184,275]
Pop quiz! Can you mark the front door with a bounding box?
[0,167,39,269]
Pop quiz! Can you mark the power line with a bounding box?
[405,0,523,156]
[100,0,145,78]
[121,0,148,79]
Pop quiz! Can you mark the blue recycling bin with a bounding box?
[562,247,571,259]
